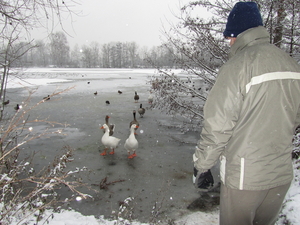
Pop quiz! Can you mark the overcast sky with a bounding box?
[31,0,193,49]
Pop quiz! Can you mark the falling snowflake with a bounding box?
[76,196,82,201]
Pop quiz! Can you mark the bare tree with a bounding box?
[0,1,94,223]
[147,1,230,131]
[0,0,78,116]
[70,44,81,67]
[90,41,100,68]
[273,0,286,47]
[49,31,70,67]
[0,29,36,118]
[0,88,95,224]
[282,0,300,58]
[258,0,300,57]
[101,43,111,68]
[148,0,300,131]
[127,42,138,68]
[113,42,123,68]
[80,44,93,68]
[33,40,50,67]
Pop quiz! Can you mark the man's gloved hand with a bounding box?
[193,167,214,191]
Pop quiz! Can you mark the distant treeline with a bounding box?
[12,31,179,69]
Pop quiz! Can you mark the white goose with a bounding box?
[148,91,153,104]
[124,124,139,159]
[100,124,121,156]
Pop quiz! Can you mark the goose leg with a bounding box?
[100,148,107,156]
[128,151,136,159]
[109,149,115,155]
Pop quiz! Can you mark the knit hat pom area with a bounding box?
[223,2,263,38]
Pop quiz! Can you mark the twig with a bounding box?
[92,176,126,190]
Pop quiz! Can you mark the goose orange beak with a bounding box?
[100,126,104,129]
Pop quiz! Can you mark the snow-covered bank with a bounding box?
[7,77,70,89]
[6,207,219,225]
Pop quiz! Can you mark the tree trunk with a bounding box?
[273,0,285,47]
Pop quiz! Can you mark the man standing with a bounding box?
[193,2,300,225]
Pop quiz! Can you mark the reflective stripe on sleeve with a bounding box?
[239,157,245,190]
[246,72,300,93]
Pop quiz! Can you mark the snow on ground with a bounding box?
[7,208,218,225]
[5,158,299,225]
[275,159,300,225]
[4,68,300,225]
[7,77,70,88]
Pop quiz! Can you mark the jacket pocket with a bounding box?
[220,155,226,184]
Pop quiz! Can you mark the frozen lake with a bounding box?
[6,68,219,223]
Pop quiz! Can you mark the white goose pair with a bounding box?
[100,116,139,159]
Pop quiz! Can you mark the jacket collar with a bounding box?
[229,26,270,58]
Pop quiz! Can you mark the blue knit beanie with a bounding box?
[223,2,263,38]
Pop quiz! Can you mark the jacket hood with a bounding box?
[229,26,270,58]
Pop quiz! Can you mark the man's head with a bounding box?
[223,2,263,38]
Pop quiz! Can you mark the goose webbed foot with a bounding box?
[128,152,137,159]
[100,148,108,156]
[109,150,115,155]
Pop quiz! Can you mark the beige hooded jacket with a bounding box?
[193,26,300,191]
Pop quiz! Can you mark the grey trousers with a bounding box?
[219,182,291,225]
